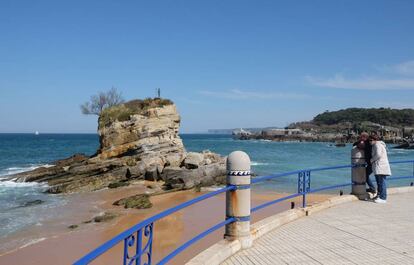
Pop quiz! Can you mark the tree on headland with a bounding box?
[80,87,124,115]
[313,108,414,127]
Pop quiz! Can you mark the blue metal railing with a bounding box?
[74,160,414,265]
[74,185,235,265]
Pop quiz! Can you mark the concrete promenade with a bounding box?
[222,192,414,265]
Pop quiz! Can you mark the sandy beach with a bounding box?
[0,181,333,265]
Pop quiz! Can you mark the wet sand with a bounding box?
[0,183,333,265]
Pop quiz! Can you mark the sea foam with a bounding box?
[0,180,48,188]
[251,161,270,166]
[0,164,54,178]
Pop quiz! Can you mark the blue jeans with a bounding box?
[375,175,387,200]
[366,165,375,191]
[366,175,376,191]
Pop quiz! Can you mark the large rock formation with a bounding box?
[9,98,226,193]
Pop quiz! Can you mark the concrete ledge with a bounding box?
[185,238,241,265]
[185,187,414,265]
[304,194,358,216]
[388,186,414,195]
[251,208,305,241]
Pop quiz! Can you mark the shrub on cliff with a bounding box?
[99,98,174,127]
[124,98,173,112]
[80,87,124,115]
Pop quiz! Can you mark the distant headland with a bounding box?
[230,108,414,145]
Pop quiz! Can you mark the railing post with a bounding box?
[412,161,414,186]
[298,171,311,208]
[351,147,369,200]
[225,151,252,249]
[302,172,307,208]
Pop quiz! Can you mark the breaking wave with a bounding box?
[0,164,54,178]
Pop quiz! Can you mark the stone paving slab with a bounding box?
[222,192,414,265]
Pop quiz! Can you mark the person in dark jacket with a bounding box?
[353,132,376,193]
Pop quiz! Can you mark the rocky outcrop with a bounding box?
[183,152,205,169]
[8,99,225,193]
[97,104,184,161]
[162,151,226,189]
[92,212,117,223]
[113,194,152,209]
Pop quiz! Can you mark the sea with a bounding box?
[0,133,413,241]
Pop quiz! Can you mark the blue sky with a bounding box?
[1,0,414,133]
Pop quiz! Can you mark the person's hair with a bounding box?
[359,132,369,141]
[357,141,365,150]
[369,134,380,141]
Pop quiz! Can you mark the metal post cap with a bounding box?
[227,151,251,171]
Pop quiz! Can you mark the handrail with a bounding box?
[74,159,414,265]
[252,164,354,184]
[388,175,414,181]
[308,182,352,194]
[74,185,235,265]
[157,217,236,265]
[251,193,302,213]
[389,160,414,164]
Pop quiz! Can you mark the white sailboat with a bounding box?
[35,131,39,135]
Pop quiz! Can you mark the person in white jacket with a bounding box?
[369,134,391,203]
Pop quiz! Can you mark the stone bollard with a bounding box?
[351,147,369,200]
[225,151,252,249]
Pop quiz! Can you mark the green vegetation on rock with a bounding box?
[99,98,174,127]
[108,181,130,189]
[93,212,117,223]
[313,108,414,127]
[113,194,153,209]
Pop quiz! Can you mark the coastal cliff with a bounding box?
[10,99,225,193]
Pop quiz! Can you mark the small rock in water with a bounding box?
[108,181,130,189]
[68,224,78,229]
[22,199,44,207]
[93,212,117,223]
[113,194,152,209]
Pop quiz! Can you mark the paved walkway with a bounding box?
[222,192,414,265]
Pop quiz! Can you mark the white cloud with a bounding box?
[306,74,414,90]
[199,89,311,100]
[307,60,414,90]
[382,60,414,76]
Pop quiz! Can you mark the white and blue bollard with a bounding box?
[225,151,252,249]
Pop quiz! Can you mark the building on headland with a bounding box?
[403,127,414,138]
[232,128,252,139]
[357,122,404,142]
[232,122,414,144]
[210,122,414,144]
[262,128,303,137]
